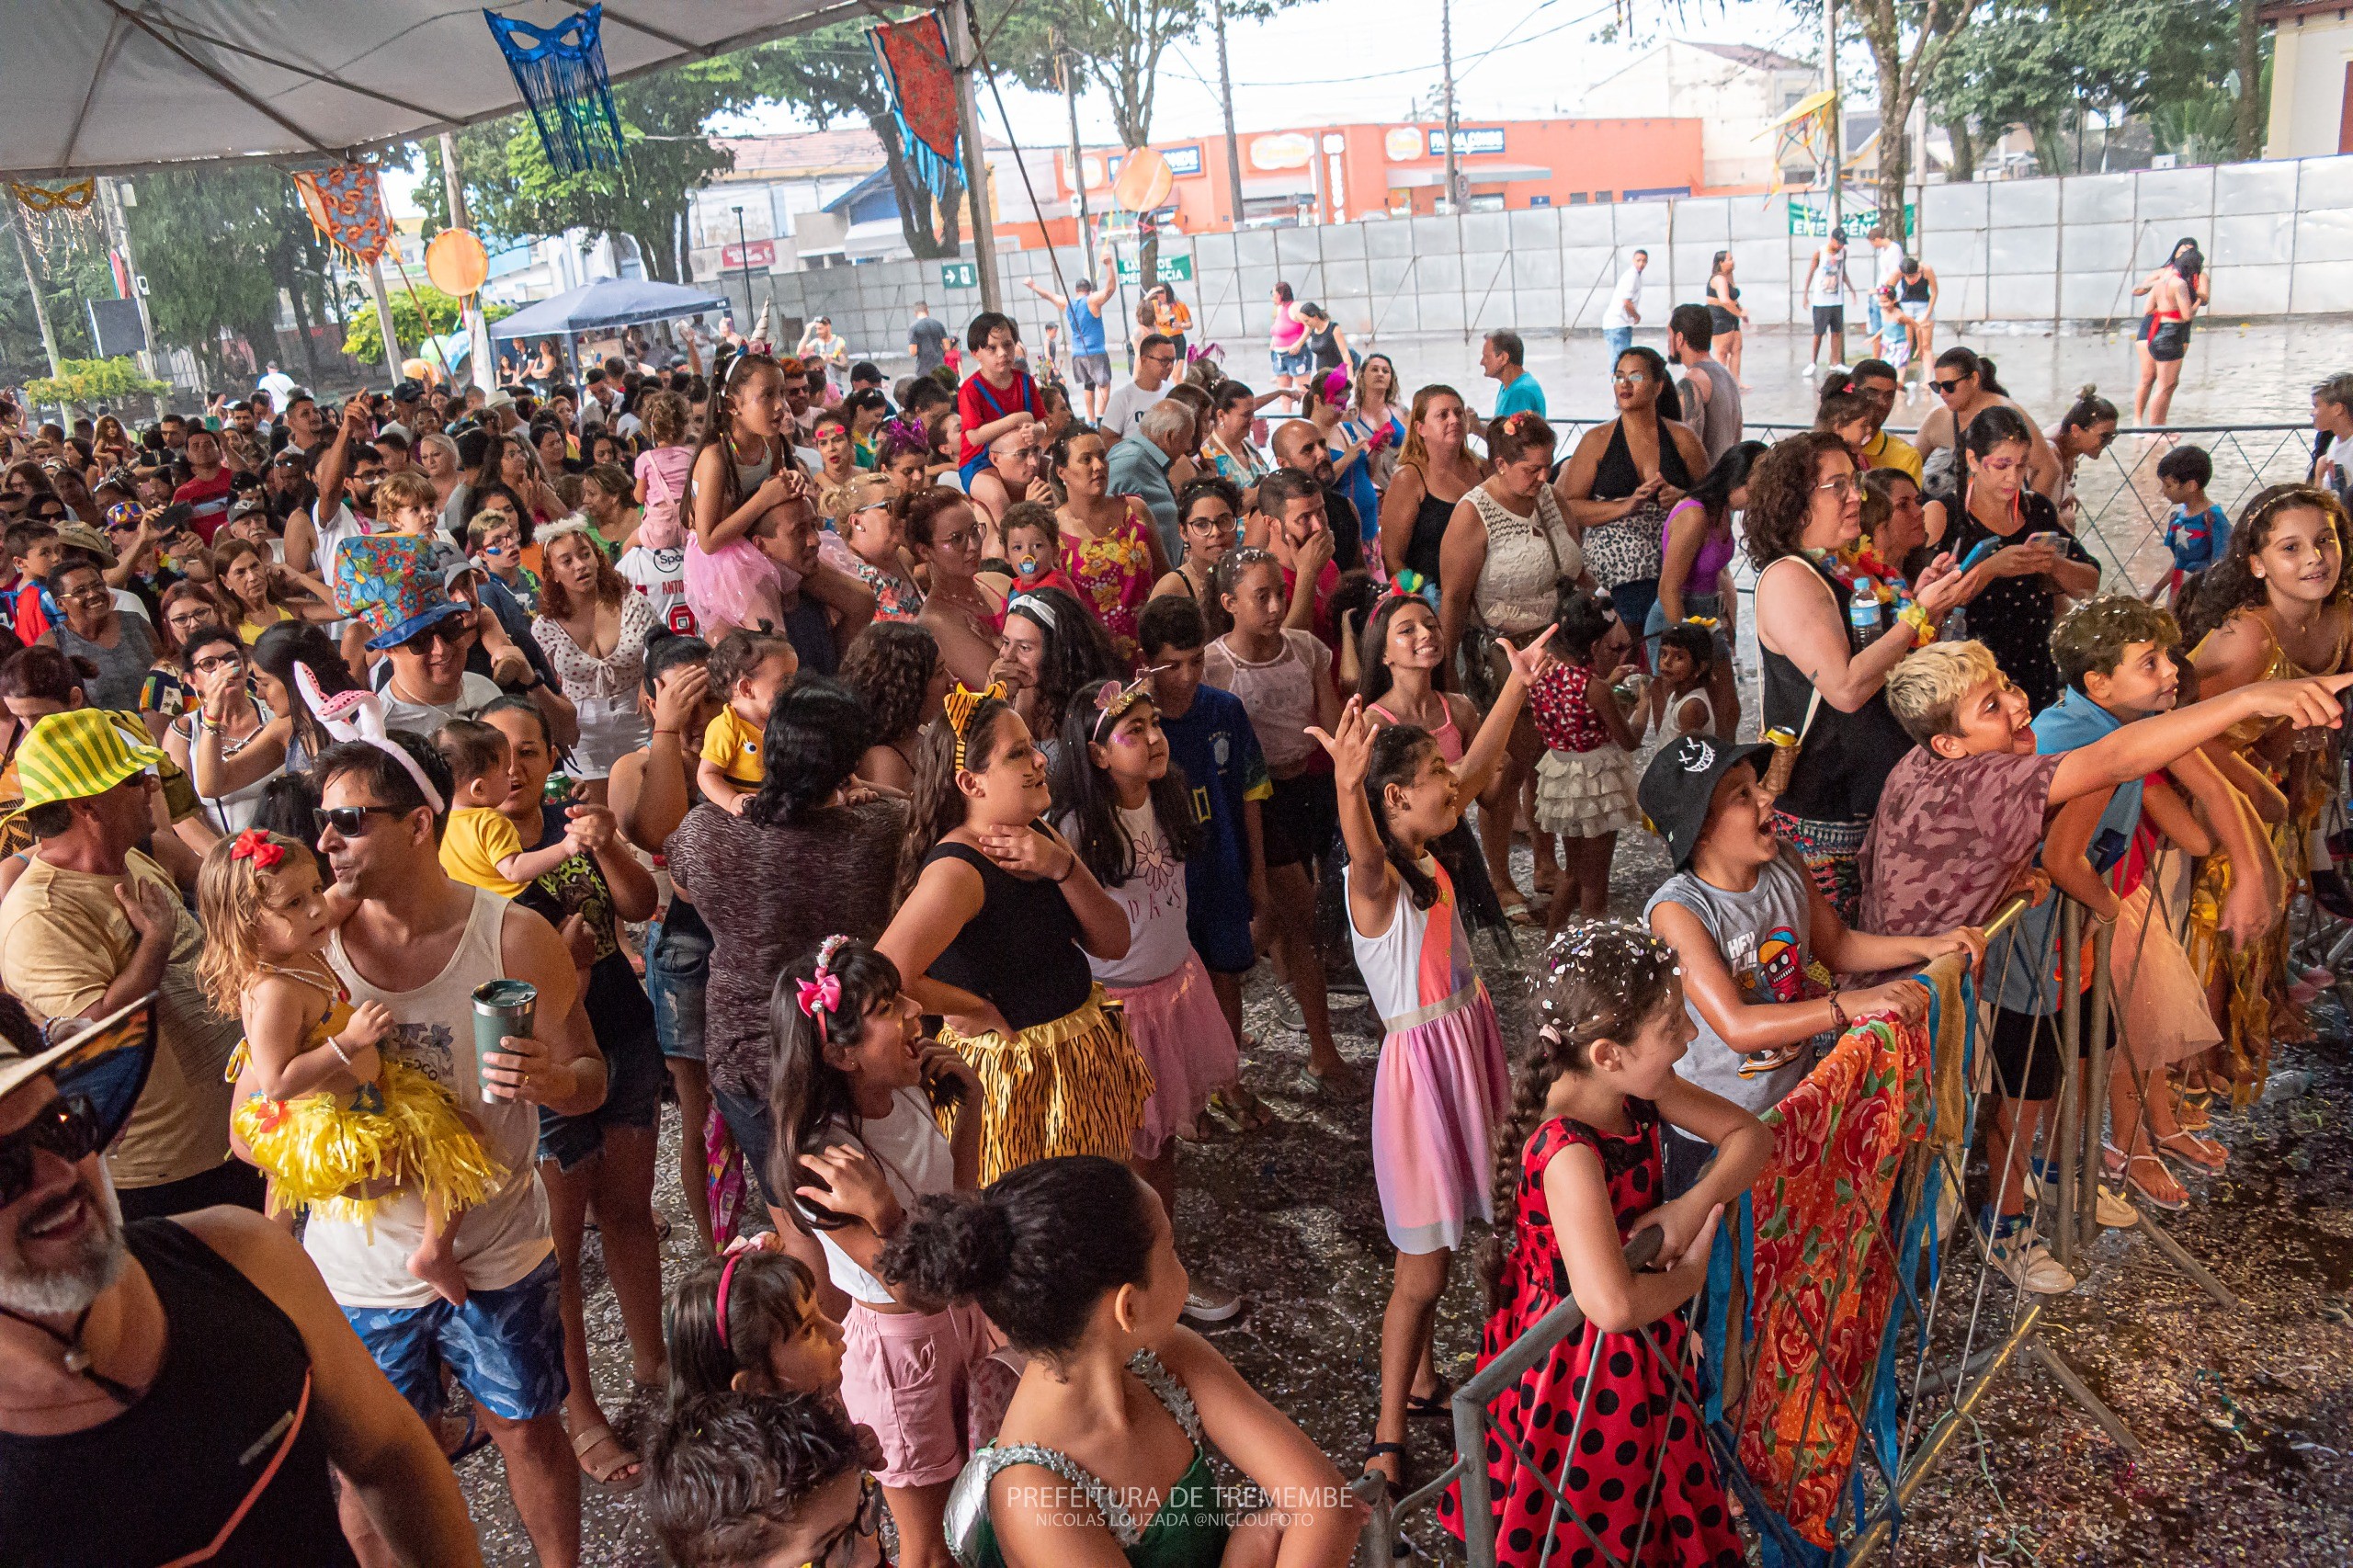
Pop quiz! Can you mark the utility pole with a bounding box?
[947,0,1001,312]
[733,206,758,327]
[439,131,496,391]
[1440,0,1459,214]
[1058,34,1091,251]
[1821,0,1845,363]
[1210,0,1246,231]
[7,207,59,381]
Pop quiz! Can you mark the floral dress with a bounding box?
[1061,503,1156,665]
[1439,1106,1741,1568]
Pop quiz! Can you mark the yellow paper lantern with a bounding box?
[1112,148,1176,214]
[425,228,490,298]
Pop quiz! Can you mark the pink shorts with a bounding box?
[839,1300,1017,1488]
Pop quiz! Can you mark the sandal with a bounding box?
[571,1422,642,1490]
[2157,1129,2228,1173]
[2121,1153,2189,1213]
[1211,1081,1275,1132]
[1404,1380,1456,1421]
[1496,892,1540,927]
[2174,1096,2213,1131]
[439,1404,493,1465]
[1361,1440,1409,1502]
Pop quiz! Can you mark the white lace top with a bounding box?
[1469,483,1582,637]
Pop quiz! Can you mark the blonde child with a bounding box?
[1302,625,1549,1503]
[1437,922,1768,1565]
[432,719,585,895]
[198,828,500,1306]
[697,626,799,813]
[1529,587,1641,936]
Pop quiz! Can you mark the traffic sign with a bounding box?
[940,260,979,290]
[1113,254,1193,284]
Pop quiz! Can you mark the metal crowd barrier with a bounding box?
[1369,861,2268,1566]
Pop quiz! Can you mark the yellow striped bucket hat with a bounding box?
[17,710,165,808]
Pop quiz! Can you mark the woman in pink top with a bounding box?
[1653,439,1762,739]
[1268,281,1310,392]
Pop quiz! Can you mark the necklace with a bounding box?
[0,1301,140,1408]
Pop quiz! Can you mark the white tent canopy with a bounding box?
[0,0,861,177]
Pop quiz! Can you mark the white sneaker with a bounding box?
[1990,1228,2077,1294]
[2096,1185,2139,1229]
[1183,1283,1243,1323]
[1803,362,1819,378]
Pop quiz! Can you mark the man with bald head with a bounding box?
[1269,419,1362,572]
[966,423,1053,530]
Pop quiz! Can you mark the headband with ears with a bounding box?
[944,681,1005,771]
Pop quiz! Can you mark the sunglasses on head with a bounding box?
[312,803,407,838]
[0,1095,103,1210]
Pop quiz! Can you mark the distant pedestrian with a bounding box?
[1481,329,1547,426]
[1149,282,1193,358]
[1268,281,1310,392]
[1023,245,1120,423]
[1708,250,1750,389]
[1605,250,1647,365]
[1802,232,1858,374]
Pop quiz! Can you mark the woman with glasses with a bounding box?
[1054,426,1167,666]
[1555,347,1709,653]
[163,627,278,835]
[37,557,155,717]
[140,581,229,722]
[908,488,1013,689]
[1151,477,1242,636]
[836,476,924,622]
[1749,431,1970,918]
[1924,406,2101,712]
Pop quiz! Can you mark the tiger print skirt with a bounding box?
[938,987,1156,1184]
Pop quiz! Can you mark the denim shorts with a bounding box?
[1269,346,1312,378]
[714,1085,782,1209]
[343,1252,567,1422]
[645,912,712,1063]
[538,964,667,1171]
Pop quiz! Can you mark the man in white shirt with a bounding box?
[1100,334,1181,436]
[1606,250,1648,365]
[1866,226,1905,358]
[1803,232,1858,374]
[255,360,297,406]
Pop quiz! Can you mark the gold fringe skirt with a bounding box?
[938,987,1155,1184]
[233,1058,504,1222]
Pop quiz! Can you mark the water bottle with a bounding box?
[1849,575,1881,639]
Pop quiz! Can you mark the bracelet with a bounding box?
[328,1036,356,1069]
[653,728,680,738]
[1896,603,1935,645]
[1828,992,1850,1037]
[1051,852,1077,883]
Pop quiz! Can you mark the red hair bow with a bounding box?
[795,972,843,1036]
[230,829,286,869]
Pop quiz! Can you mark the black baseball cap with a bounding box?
[392,378,425,403]
[1637,733,1775,870]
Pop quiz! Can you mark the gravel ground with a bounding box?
[456,799,2353,1567]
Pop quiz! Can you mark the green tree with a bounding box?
[1844,0,1981,222]
[0,216,117,382]
[120,165,342,390]
[26,356,166,411]
[340,284,514,365]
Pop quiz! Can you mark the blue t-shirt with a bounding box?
[1493,371,1548,422]
[1066,297,1107,358]
[2164,503,2229,574]
[1991,688,2142,1017]
[1158,682,1267,955]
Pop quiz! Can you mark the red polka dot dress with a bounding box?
[1438,1105,1741,1567]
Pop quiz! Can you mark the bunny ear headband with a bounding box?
[293,662,446,815]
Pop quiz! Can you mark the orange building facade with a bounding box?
[1051,117,1706,234]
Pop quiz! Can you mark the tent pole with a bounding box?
[365,255,404,384]
[440,131,497,390]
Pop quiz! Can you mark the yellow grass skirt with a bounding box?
[938,987,1155,1184]
[232,1058,503,1222]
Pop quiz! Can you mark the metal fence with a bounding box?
[1379,840,2281,1565]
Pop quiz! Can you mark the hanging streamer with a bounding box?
[869,15,962,202]
[483,5,625,175]
[290,163,394,264]
[8,179,96,214]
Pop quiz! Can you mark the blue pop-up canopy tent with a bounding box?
[489,277,729,344]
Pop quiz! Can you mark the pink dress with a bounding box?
[1061,502,1156,665]
[634,446,694,549]
[1345,853,1508,1256]
[683,441,786,631]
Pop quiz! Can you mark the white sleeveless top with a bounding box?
[1470,483,1581,638]
[1344,856,1483,1034]
[306,886,553,1309]
[814,1088,955,1306]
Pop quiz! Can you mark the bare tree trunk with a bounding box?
[2234,0,2264,159]
[1947,116,1976,182]
[872,112,951,258]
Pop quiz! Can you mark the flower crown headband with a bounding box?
[1089,669,1168,744]
[944,680,1005,770]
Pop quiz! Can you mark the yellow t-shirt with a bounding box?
[439,805,528,897]
[1860,429,1924,483]
[701,707,765,786]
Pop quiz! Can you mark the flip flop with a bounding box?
[2157,1129,2228,1173]
[440,1404,493,1465]
[1404,1380,1455,1421]
[2121,1153,2188,1213]
[571,1422,642,1491]
[1361,1440,1408,1503]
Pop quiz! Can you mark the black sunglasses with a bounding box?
[0,1094,103,1210]
[1929,377,1967,393]
[399,619,470,653]
[313,804,407,838]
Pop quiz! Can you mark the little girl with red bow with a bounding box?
[196,828,500,1306]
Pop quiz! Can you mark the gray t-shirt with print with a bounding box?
[1643,843,1831,1119]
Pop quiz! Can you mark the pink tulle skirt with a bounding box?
[684,533,783,632]
[1107,953,1239,1160]
[1373,986,1508,1256]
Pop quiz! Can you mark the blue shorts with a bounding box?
[646,912,711,1063]
[538,959,666,1170]
[1186,867,1256,975]
[957,452,991,490]
[1270,347,1312,378]
[343,1252,567,1423]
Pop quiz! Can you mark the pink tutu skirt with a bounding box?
[1373,984,1508,1256]
[1108,953,1239,1160]
[684,533,783,633]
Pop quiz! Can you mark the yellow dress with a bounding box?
[2187,607,2353,1102]
[228,966,501,1222]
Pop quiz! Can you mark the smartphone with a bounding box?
[2027,531,2067,551]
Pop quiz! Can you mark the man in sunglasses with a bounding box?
[0,710,250,1220]
[308,733,604,1567]
[0,997,482,1565]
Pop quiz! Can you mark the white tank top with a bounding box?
[306,886,553,1309]
[814,1089,955,1306]
[1344,856,1483,1032]
[1469,483,1581,638]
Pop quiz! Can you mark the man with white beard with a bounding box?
[0,998,478,1565]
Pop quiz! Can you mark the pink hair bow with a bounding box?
[796,971,843,1024]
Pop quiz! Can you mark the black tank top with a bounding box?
[1757,557,1914,824]
[1303,324,1341,371]
[1404,486,1455,585]
[0,1220,358,1567]
[924,841,1093,1030]
[1900,273,1932,303]
[1593,417,1693,500]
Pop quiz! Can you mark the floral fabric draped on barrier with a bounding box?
[1729,1009,1933,1550]
[869,15,962,201]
